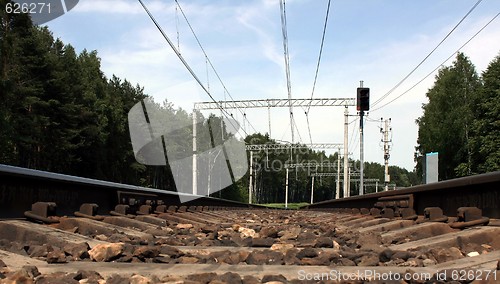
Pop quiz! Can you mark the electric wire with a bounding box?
[350,129,359,155]
[365,115,382,123]
[279,120,292,143]
[348,117,358,153]
[305,112,313,144]
[371,0,483,108]
[279,0,295,143]
[137,0,242,132]
[306,0,332,114]
[371,11,499,112]
[293,118,303,143]
[304,0,332,145]
[173,0,259,134]
[175,5,180,51]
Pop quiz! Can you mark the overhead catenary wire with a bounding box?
[371,0,483,108]
[348,117,358,153]
[371,11,499,112]
[293,118,303,143]
[173,0,259,135]
[175,5,180,51]
[279,0,295,143]
[306,0,332,114]
[304,0,332,145]
[305,112,313,144]
[137,0,243,132]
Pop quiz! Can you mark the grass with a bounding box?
[261,202,310,210]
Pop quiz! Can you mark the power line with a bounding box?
[137,0,250,140]
[293,117,303,143]
[279,0,295,143]
[306,0,332,114]
[173,0,258,134]
[304,0,332,145]
[371,0,483,108]
[305,112,313,144]
[371,11,499,112]
[348,117,358,153]
[138,0,215,107]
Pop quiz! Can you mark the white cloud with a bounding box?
[236,2,284,68]
[75,0,171,14]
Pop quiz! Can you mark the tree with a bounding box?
[472,53,500,172]
[416,53,481,180]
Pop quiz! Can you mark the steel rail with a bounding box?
[0,164,257,219]
[305,171,500,218]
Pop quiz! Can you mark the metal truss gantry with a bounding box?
[284,163,337,169]
[247,144,344,207]
[310,172,362,177]
[192,97,356,205]
[194,98,355,110]
[245,143,343,151]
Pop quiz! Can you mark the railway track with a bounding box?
[1,164,500,283]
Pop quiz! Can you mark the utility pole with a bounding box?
[336,147,340,199]
[192,110,198,195]
[268,104,272,137]
[343,106,349,198]
[381,118,392,191]
[248,151,253,204]
[285,168,289,208]
[310,176,315,204]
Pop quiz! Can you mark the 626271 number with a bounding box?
[5,2,51,14]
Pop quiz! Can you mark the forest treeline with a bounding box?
[416,52,500,179]
[241,133,420,204]
[1,8,148,184]
[0,8,247,200]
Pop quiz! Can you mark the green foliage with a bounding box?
[239,133,340,204]
[416,52,500,179]
[0,9,249,201]
[0,9,174,191]
[263,203,309,210]
[471,54,500,173]
[416,53,481,179]
[237,133,418,204]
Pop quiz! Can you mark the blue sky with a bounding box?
[44,0,500,172]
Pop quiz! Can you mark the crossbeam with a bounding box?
[285,163,337,169]
[311,172,362,177]
[194,98,355,110]
[339,178,380,182]
[245,143,343,151]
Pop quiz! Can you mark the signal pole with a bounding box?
[357,83,369,195]
[359,81,365,195]
[343,106,349,198]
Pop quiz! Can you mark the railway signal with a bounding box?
[357,83,370,195]
[357,87,370,111]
